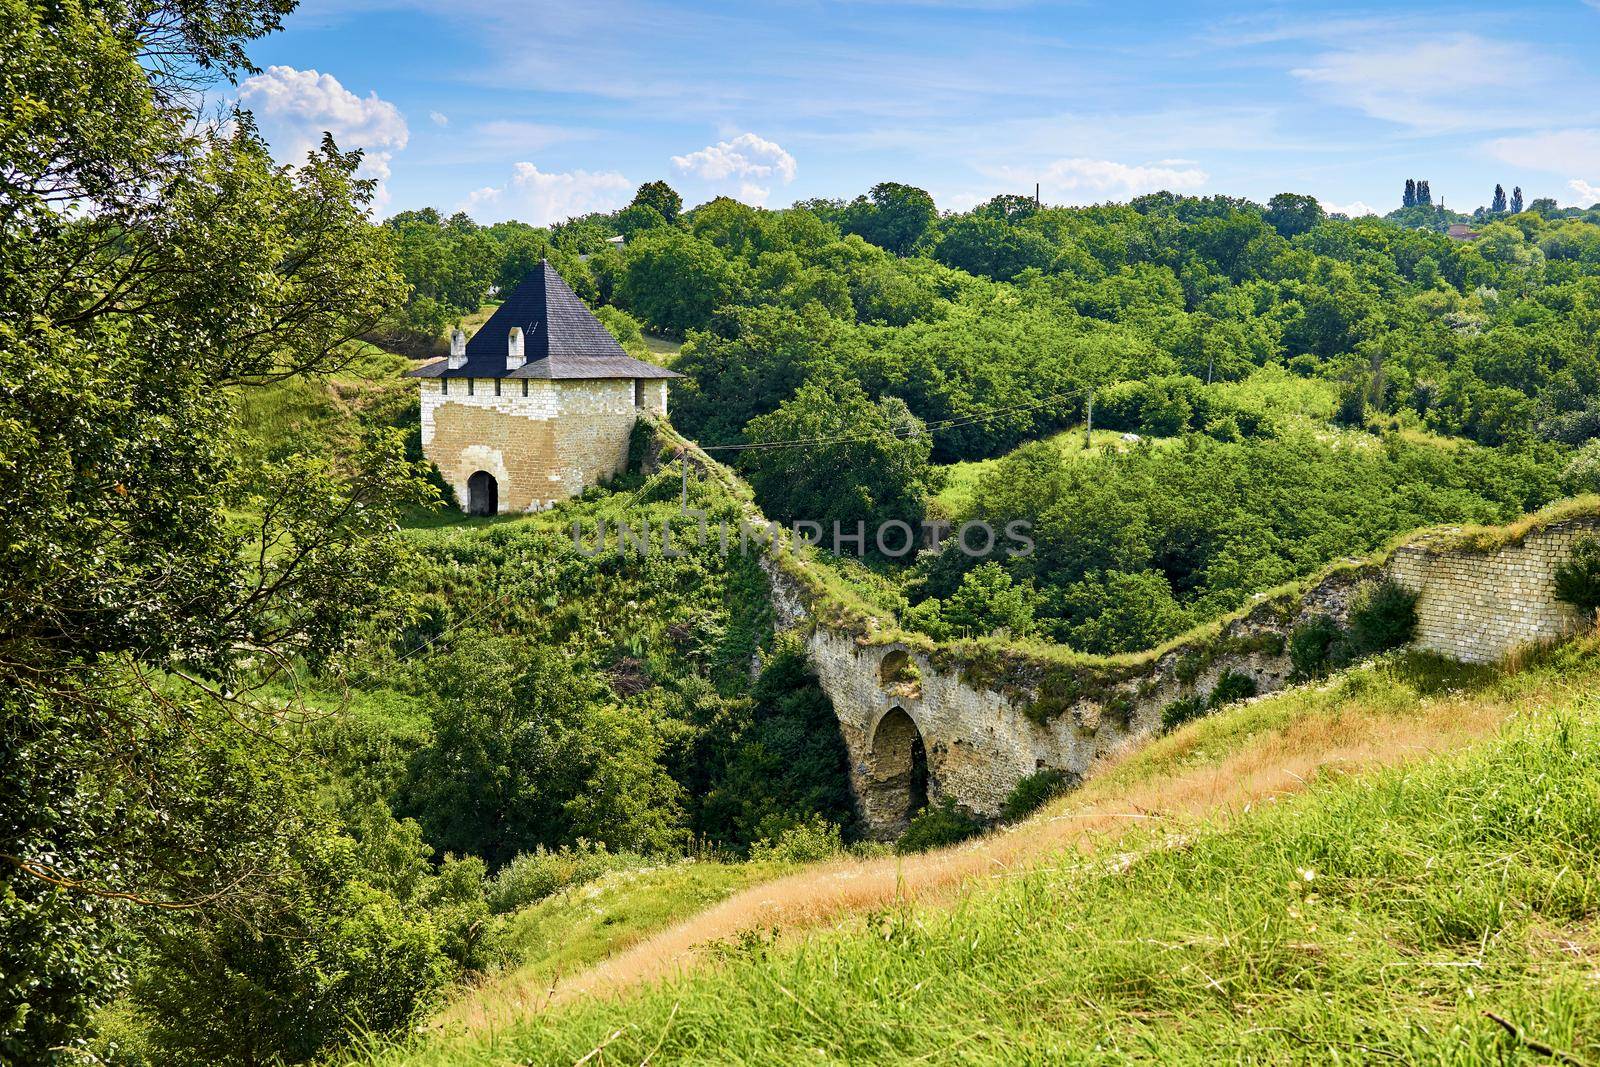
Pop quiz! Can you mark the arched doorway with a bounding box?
[466,470,498,516]
[866,706,930,836]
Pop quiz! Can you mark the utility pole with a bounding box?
[1035,182,1040,209]
[680,451,688,513]
[1084,393,1094,450]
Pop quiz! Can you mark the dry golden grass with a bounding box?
[442,650,1573,1034]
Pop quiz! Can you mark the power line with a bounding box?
[698,384,1094,454]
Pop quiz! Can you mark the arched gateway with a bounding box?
[466,470,498,516]
[864,706,930,835]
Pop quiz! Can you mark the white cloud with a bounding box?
[1324,200,1376,218]
[1570,179,1600,206]
[458,162,632,225]
[672,133,796,205]
[238,66,408,203]
[1487,129,1600,174]
[1292,35,1537,132]
[429,110,450,126]
[985,157,1208,204]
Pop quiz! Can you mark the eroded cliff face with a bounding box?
[761,518,1599,839]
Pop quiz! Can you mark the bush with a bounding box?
[484,842,644,915]
[1208,671,1258,708]
[749,816,843,863]
[1161,694,1207,731]
[895,798,985,854]
[1554,536,1600,615]
[1000,768,1072,822]
[1289,614,1344,680]
[1346,578,1419,655]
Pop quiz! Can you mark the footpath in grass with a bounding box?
[432,860,790,1033]
[351,641,1600,1065]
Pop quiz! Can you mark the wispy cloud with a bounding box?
[459,162,632,225]
[1486,129,1600,174]
[1292,35,1538,133]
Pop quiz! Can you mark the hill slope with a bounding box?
[351,635,1600,1065]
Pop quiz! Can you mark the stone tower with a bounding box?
[407,260,680,515]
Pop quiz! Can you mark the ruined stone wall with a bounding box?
[1389,519,1595,663]
[761,516,1597,838]
[420,378,640,511]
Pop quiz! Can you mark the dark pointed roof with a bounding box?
[407,260,679,380]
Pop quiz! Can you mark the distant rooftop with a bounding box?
[407,260,678,380]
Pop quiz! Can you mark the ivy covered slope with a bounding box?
[351,637,1600,1067]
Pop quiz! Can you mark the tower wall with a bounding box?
[420,378,645,512]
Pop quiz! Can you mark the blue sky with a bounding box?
[235,0,1600,223]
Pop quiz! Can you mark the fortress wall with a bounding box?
[1390,521,1592,663]
[762,517,1598,838]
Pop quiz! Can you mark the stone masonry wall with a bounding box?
[420,378,644,512]
[1389,519,1595,663]
[762,516,1598,838]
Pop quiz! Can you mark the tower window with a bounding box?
[441,378,448,396]
[467,378,474,396]
[494,378,502,396]
[522,379,529,397]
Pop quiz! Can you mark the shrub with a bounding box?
[1554,536,1600,616]
[1000,769,1072,822]
[1289,614,1344,679]
[484,842,644,915]
[1161,694,1207,732]
[895,798,985,854]
[1208,671,1258,708]
[1346,578,1419,655]
[749,816,843,863]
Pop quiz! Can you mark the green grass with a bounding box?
[232,340,418,468]
[932,426,1154,517]
[489,861,790,991]
[641,332,682,363]
[351,640,1600,1065]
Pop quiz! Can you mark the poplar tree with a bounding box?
[1417,180,1432,206]
[1511,186,1524,214]
[1404,179,1417,208]
[1492,184,1508,213]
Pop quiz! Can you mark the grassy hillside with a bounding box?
[350,636,1600,1065]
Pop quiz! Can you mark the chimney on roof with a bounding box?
[507,326,526,371]
[448,328,467,369]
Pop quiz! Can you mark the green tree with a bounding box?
[630,179,684,222]
[740,378,939,546]
[1266,192,1326,237]
[1404,179,1417,209]
[400,641,598,868]
[842,182,939,256]
[1,2,430,1058]
[940,563,1038,637]
[935,213,1057,280]
[618,228,738,335]
[616,202,670,238]
[1511,186,1524,214]
[1492,184,1509,213]
[699,634,855,847]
